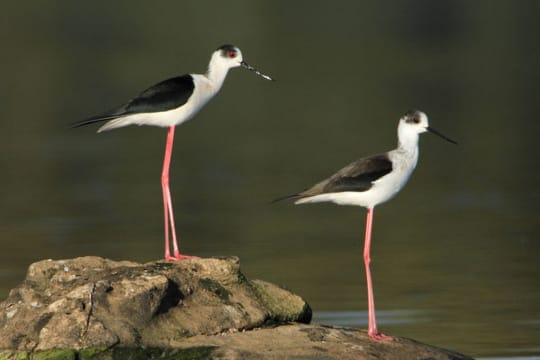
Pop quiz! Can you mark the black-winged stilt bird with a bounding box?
[74,44,273,261]
[275,110,456,341]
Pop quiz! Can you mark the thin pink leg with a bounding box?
[161,126,198,261]
[363,207,392,341]
[162,180,171,260]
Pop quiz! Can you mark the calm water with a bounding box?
[1,1,539,358]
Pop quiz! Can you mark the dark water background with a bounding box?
[1,1,539,358]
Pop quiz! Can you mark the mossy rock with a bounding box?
[0,347,216,360]
[251,279,312,324]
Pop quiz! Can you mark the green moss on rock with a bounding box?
[0,351,29,360]
[77,347,108,359]
[0,347,217,360]
[251,279,312,324]
[32,349,77,360]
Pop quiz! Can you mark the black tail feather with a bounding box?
[270,193,302,204]
[70,114,121,129]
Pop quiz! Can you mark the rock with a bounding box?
[0,256,473,359]
[0,256,310,352]
[174,324,473,360]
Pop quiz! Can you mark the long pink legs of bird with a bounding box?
[161,126,198,261]
[363,207,393,341]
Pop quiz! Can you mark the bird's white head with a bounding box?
[399,110,429,136]
[208,44,274,81]
[212,44,244,69]
[398,110,457,148]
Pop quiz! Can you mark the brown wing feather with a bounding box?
[299,154,393,197]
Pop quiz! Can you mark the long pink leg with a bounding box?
[161,126,198,261]
[363,207,392,341]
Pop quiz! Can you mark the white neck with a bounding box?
[205,56,230,91]
[397,124,420,153]
[394,124,420,174]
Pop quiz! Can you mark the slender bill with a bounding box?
[427,126,457,144]
[241,61,274,81]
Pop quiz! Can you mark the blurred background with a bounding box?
[1,1,539,358]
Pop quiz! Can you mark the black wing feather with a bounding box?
[124,74,195,114]
[73,74,195,128]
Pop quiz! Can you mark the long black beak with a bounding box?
[241,61,274,81]
[427,126,458,144]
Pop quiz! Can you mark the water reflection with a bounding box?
[314,310,540,359]
[313,310,428,327]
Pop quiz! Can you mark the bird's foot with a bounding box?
[165,253,200,261]
[368,331,393,342]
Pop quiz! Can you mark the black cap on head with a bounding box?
[216,44,238,56]
[216,44,237,51]
[404,110,423,124]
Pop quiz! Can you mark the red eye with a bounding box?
[228,51,237,58]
